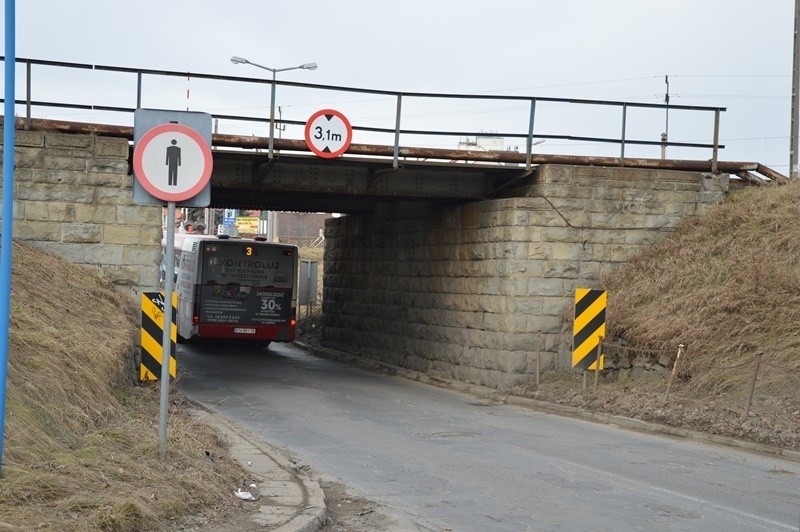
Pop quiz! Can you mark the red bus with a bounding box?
[164,234,299,345]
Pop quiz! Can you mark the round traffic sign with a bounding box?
[304,109,353,158]
[133,123,213,202]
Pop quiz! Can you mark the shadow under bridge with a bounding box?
[209,146,523,214]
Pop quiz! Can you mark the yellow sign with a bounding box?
[572,288,606,371]
[140,292,177,381]
[236,216,260,234]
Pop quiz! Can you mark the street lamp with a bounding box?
[230,55,317,159]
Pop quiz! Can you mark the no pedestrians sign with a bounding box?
[133,123,213,202]
[132,109,212,206]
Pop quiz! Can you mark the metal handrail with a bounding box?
[1,56,726,170]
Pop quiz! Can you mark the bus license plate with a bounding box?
[234,327,256,335]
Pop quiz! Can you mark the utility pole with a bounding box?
[791,0,800,178]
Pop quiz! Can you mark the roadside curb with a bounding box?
[296,341,800,465]
[189,406,329,531]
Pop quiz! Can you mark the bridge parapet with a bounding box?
[4,56,728,172]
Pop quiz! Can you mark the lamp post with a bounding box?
[230,55,317,159]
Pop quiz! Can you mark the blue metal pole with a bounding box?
[0,0,17,476]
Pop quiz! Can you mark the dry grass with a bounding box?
[0,241,248,531]
[600,181,800,404]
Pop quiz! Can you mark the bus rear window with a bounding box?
[201,243,293,288]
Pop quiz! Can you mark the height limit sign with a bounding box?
[304,109,352,158]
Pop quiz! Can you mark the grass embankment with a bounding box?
[0,241,247,531]
[602,180,800,404]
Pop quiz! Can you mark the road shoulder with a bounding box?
[189,408,329,531]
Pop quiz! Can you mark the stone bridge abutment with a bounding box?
[322,165,728,387]
[1,130,162,296]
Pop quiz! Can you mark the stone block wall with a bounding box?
[0,131,162,297]
[322,164,729,389]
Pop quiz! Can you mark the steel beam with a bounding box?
[5,116,789,185]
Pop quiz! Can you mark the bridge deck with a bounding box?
[3,116,787,213]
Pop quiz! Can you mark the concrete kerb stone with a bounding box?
[295,342,800,466]
[189,407,329,532]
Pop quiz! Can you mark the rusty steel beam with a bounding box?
[735,171,767,186]
[754,164,789,184]
[7,116,134,138]
[5,116,789,182]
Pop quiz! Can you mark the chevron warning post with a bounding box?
[572,288,606,371]
[140,291,177,381]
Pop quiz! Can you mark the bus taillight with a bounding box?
[290,307,297,328]
[192,315,199,324]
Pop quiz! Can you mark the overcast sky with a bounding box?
[2,1,794,173]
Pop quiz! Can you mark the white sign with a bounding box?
[304,109,353,159]
[133,123,213,202]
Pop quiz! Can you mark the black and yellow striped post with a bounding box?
[140,291,177,381]
[572,288,606,371]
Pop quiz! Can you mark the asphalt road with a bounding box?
[177,341,800,532]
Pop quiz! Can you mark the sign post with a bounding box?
[133,113,212,459]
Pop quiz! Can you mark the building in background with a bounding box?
[276,212,329,247]
[164,208,331,248]
[458,134,520,153]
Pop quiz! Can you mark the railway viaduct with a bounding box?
[0,119,779,389]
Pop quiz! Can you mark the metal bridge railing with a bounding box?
[0,56,725,171]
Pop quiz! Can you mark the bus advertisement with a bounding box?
[167,234,299,344]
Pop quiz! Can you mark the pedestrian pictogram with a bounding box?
[133,122,213,202]
[304,109,353,158]
[572,288,606,371]
[140,291,177,381]
[166,139,181,186]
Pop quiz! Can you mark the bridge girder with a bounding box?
[210,150,523,213]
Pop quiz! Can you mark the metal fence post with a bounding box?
[712,109,720,174]
[593,337,603,390]
[136,71,142,109]
[393,93,402,169]
[743,351,763,419]
[525,99,537,172]
[620,103,627,163]
[664,343,685,402]
[25,60,31,126]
